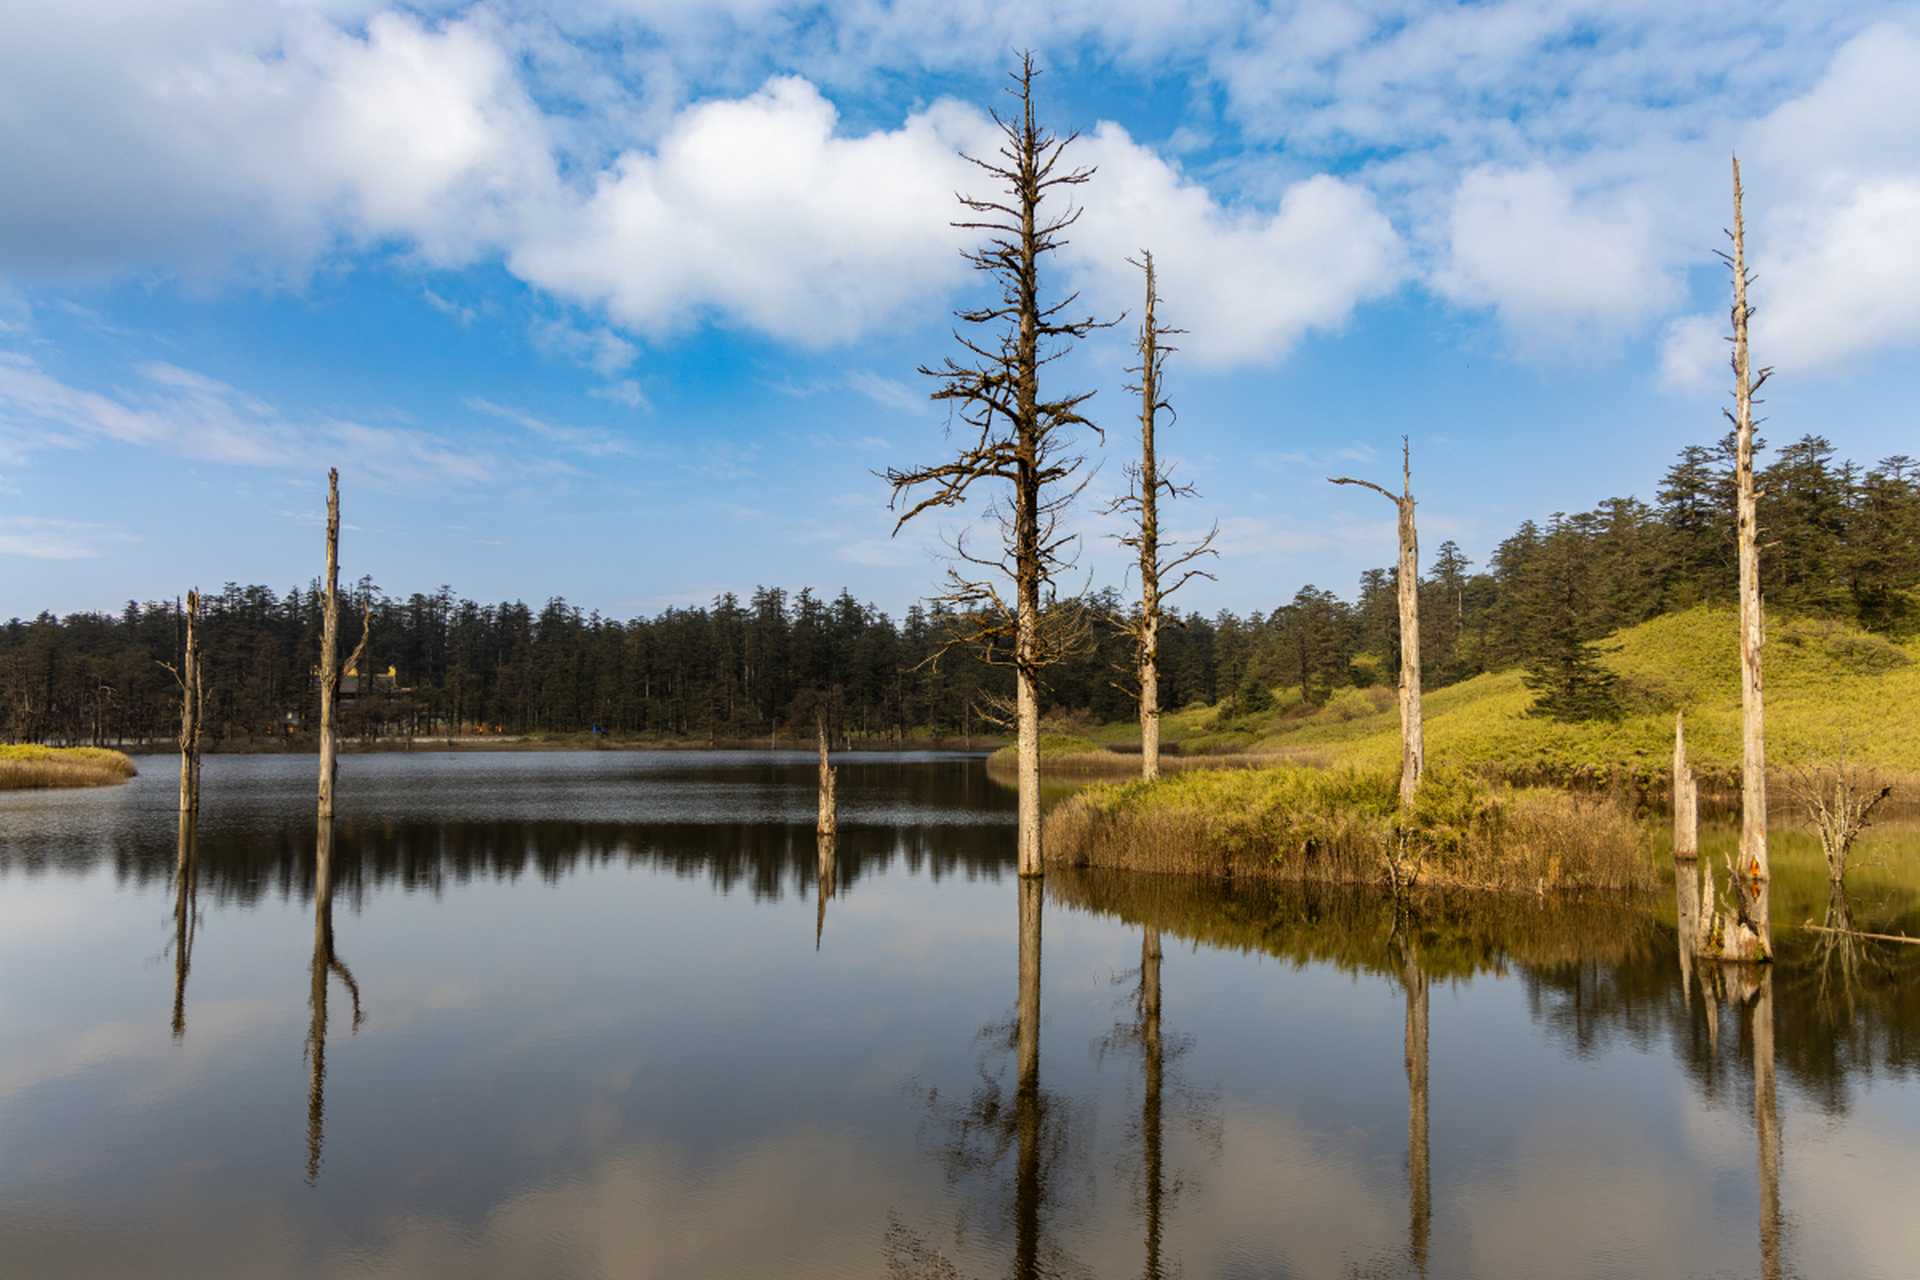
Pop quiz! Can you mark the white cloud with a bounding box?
[4,0,1915,372]
[590,380,651,410]
[0,351,523,484]
[1435,164,1681,355]
[509,78,989,344]
[1657,20,1920,378]
[1069,123,1405,365]
[1656,313,1725,395]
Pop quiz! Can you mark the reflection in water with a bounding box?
[816,834,837,950]
[906,878,1084,1279]
[1140,928,1165,1280]
[1402,943,1430,1279]
[306,819,363,1184]
[171,812,198,1040]
[1014,877,1043,1280]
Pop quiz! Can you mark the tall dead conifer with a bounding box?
[1330,440,1425,806]
[176,589,202,814]
[1109,251,1215,780]
[318,469,368,821]
[887,54,1104,876]
[1724,156,1772,960]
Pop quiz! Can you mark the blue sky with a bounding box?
[3,1,1918,621]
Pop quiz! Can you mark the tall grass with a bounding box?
[1044,763,1654,894]
[0,745,139,790]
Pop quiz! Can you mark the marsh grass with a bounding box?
[1044,764,1654,894]
[0,745,139,790]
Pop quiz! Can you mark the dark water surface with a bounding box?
[2,751,1917,1279]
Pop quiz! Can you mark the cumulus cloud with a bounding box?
[1435,164,1682,355]
[510,79,989,343]
[1660,20,1920,379]
[1068,123,1404,365]
[5,0,1917,372]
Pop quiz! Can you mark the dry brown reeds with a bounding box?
[1044,764,1654,895]
[0,745,138,790]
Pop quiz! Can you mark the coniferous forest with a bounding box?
[4,433,1915,747]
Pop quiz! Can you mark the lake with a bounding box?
[2,750,1917,1279]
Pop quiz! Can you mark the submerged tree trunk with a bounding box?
[319,473,341,821]
[1673,711,1699,860]
[1729,157,1771,958]
[318,470,367,823]
[816,713,837,837]
[178,589,201,815]
[1331,440,1424,807]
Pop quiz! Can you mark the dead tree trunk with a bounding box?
[816,712,837,837]
[887,56,1104,878]
[178,589,201,815]
[1673,711,1699,859]
[1726,157,1772,959]
[1112,252,1215,782]
[317,470,368,822]
[1330,439,1425,806]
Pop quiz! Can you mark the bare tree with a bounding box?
[887,55,1104,877]
[1724,156,1773,960]
[1330,440,1424,807]
[162,589,203,815]
[318,470,369,821]
[1108,251,1215,780]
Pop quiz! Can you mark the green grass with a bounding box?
[1165,607,1920,788]
[1046,762,1654,893]
[0,745,139,789]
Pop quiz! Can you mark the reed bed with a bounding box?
[0,745,139,790]
[1044,763,1655,894]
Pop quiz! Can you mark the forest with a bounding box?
[3,432,1915,749]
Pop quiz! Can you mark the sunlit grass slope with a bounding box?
[0,745,139,789]
[1210,607,1920,786]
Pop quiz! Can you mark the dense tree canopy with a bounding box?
[5,436,1915,745]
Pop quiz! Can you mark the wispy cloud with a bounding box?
[0,351,530,485]
[465,396,638,458]
[0,515,135,559]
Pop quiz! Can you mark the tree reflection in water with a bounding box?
[306,818,363,1185]
[898,879,1089,1280]
[170,811,199,1041]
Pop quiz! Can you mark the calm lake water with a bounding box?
[2,751,1917,1279]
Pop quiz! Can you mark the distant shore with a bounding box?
[113,734,1007,756]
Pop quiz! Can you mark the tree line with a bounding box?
[2,433,1914,748]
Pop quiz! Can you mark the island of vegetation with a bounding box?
[0,744,138,790]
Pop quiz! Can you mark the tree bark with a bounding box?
[1330,440,1424,807]
[816,712,837,837]
[319,472,341,821]
[1673,711,1698,859]
[1730,159,1771,933]
[1137,261,1164,782]
[178,589,201,815]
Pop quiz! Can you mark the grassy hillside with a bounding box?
[1129,607,1920,786]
